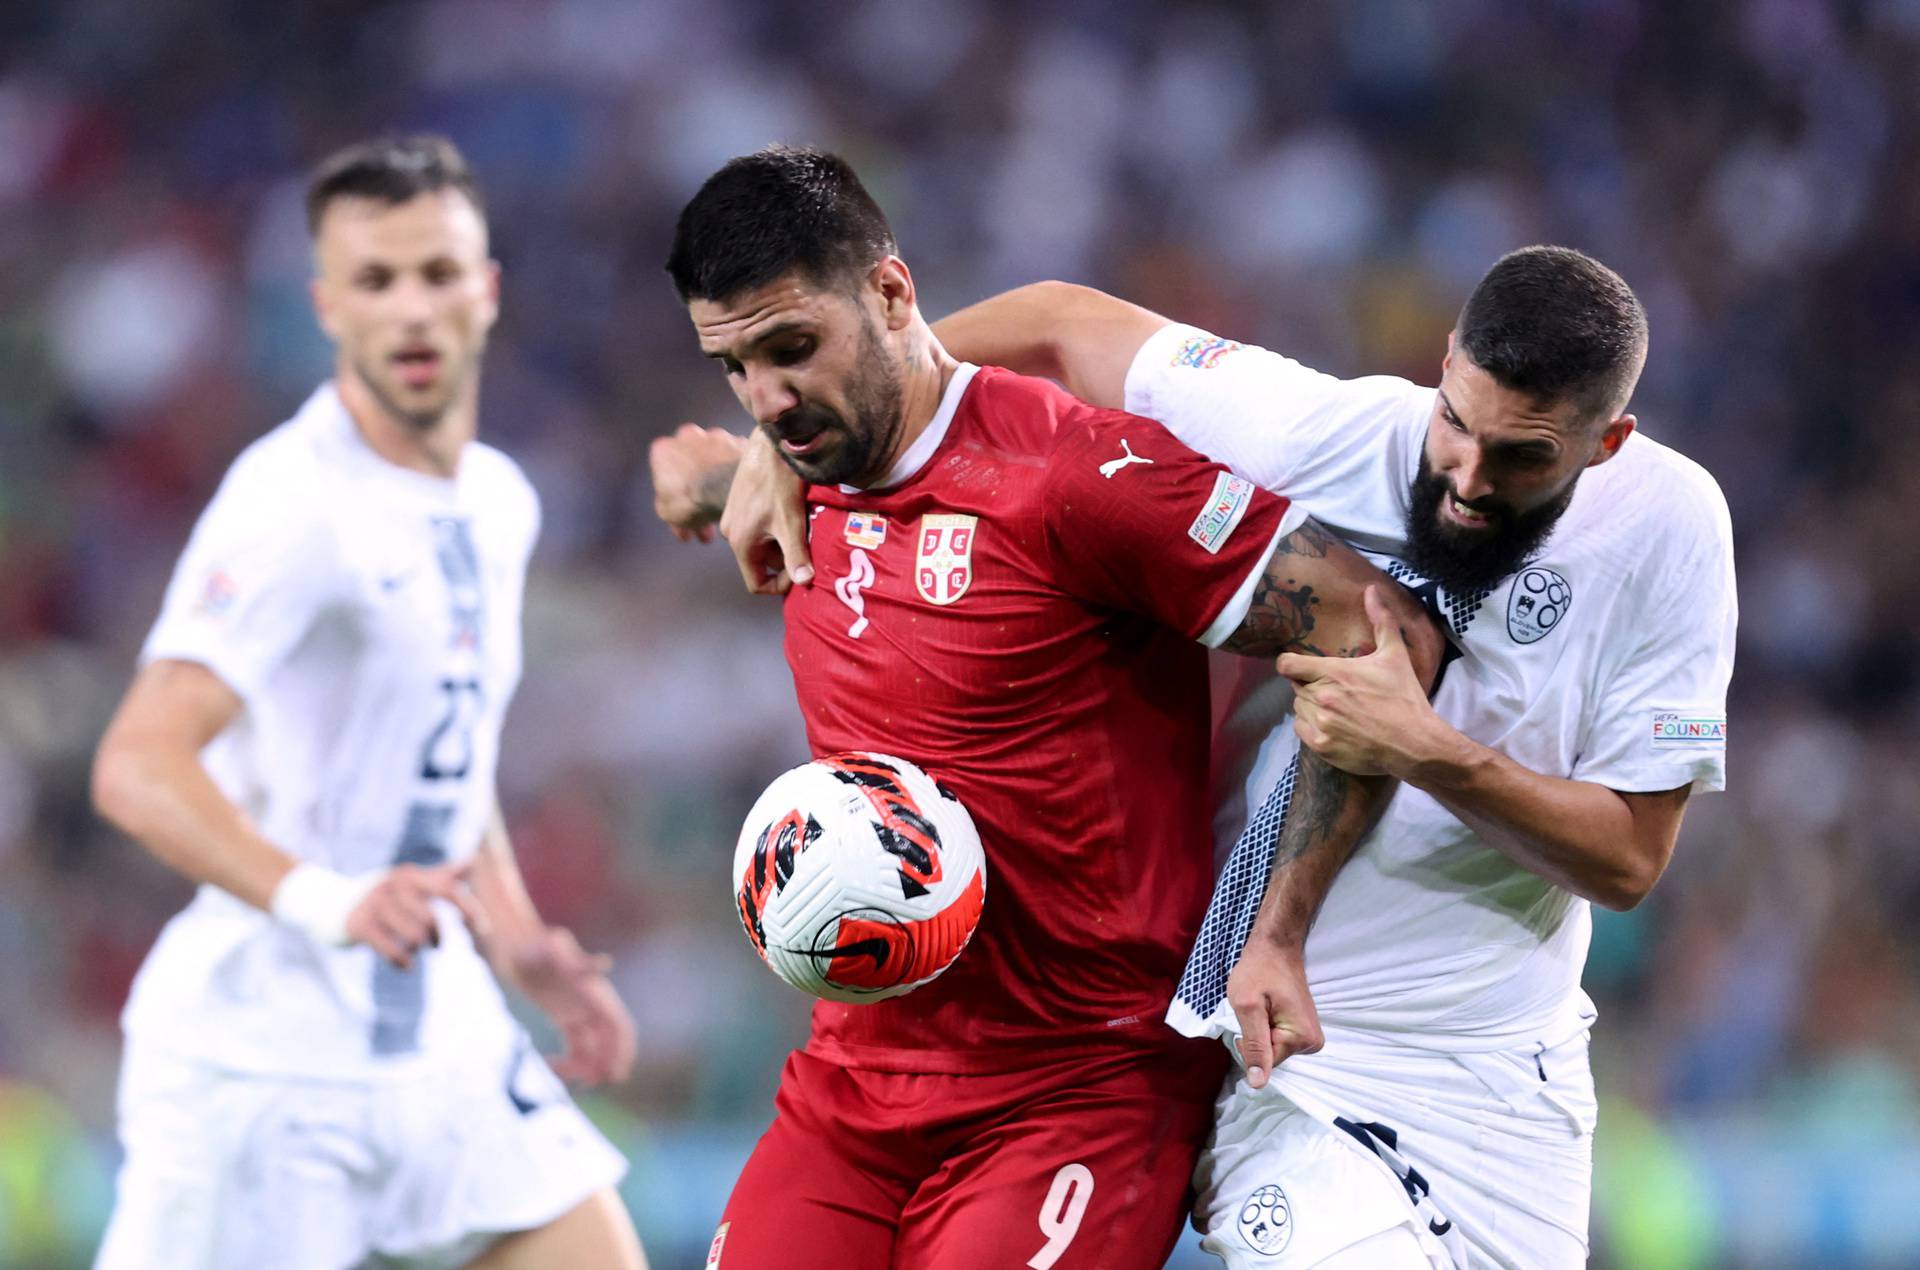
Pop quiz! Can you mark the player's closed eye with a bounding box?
[771,340,815,367]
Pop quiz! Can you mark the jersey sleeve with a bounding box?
[1123,322,1432,540]
[1571,487,1737,794]
[141,453,348,705]
[1041,405,1303,645]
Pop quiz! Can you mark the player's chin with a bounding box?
[779,435,855,483]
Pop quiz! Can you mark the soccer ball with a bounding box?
[732,752,986,1003]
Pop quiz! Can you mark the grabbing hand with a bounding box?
[721,429,813,595]
[343,861,487,971]
[649,423,747,542]
[503,926,637,1086]
[1226,936,1324,1090]
[1277,585,1441,779]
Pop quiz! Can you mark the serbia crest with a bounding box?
[916,513,976,606]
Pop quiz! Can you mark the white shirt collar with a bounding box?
[841,363,980,494]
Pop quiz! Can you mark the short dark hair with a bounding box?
[666,146,897,303]
[305,134,485,236]
[1456,246,1648,423]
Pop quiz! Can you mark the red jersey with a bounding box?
[786,365,1288,1073]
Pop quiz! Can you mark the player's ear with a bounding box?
[483,259,502,326]
[873,256,915,332]
[1587,414,1636,467]
[1441,329,1456,374]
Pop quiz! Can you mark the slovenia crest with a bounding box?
[1507,566,1572,644]
[915,514,977,606]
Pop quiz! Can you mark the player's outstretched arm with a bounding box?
[470,805,637,1085]
[92,659,480,968]
[1282,625,1693,910]
[1277,589,1692,910]
[932,281,1169,409]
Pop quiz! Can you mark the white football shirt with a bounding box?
[123,383,539,1076]
[1128,325,1737,1051]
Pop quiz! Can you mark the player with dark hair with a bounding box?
[91,135,647,1269]
[657,146,1444,1270]
[696,245,1735,1267]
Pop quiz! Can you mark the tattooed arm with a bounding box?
[1218,517,1441,665]
[1217,520,1444,1087]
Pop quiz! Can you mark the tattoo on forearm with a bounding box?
[1272,748,1351,873]
[1256,747,1373,941]
[696,461,739,518]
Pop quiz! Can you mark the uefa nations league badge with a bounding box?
[1507,566,1572,644]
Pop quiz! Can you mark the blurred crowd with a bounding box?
[1,0,1916,1265]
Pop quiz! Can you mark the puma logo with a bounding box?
[1099,439,1154,478]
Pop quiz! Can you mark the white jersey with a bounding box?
[1127,324,1737,1051]
[124,383,539,1077]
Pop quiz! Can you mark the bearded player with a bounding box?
[659,147,1443,1270]
[718,254,1737,1267]
[90,137,645,1270]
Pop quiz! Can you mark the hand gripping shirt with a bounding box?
[1127,326,1737,1051]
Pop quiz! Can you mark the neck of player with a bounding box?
[874,320,959,482]
[336,361,477,480]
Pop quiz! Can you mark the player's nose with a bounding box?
[387,274,437,325]
[744,367,800,425]
[1450,453,1494,504]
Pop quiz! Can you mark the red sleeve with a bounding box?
[1041,405,1290,640]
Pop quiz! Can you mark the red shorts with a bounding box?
[706,1043,1225,1270]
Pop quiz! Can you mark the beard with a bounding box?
[767,320,904,487]
[1401,452,1578,594]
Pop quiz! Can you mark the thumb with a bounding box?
[1232,1001,1275,1090]
[779,502,813,586]
[1364,584,1404,654]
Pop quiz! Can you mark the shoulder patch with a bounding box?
[1188,472,1254,555]
[1651,710,1727,749]
[1171,334,1243,370]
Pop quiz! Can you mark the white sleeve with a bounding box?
[141,456,347,704]
[1123,323,1431,539]
[1572,491,1738,794]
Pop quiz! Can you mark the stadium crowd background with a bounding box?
[0,1,1913,1265]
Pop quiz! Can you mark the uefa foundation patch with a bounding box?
[1188,472,1255,555]
[1650,710,1727,749]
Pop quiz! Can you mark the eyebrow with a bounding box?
[703,320,813,361]
[1439,390,1561,457]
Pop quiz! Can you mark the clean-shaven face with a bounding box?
[311,189,498,431]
